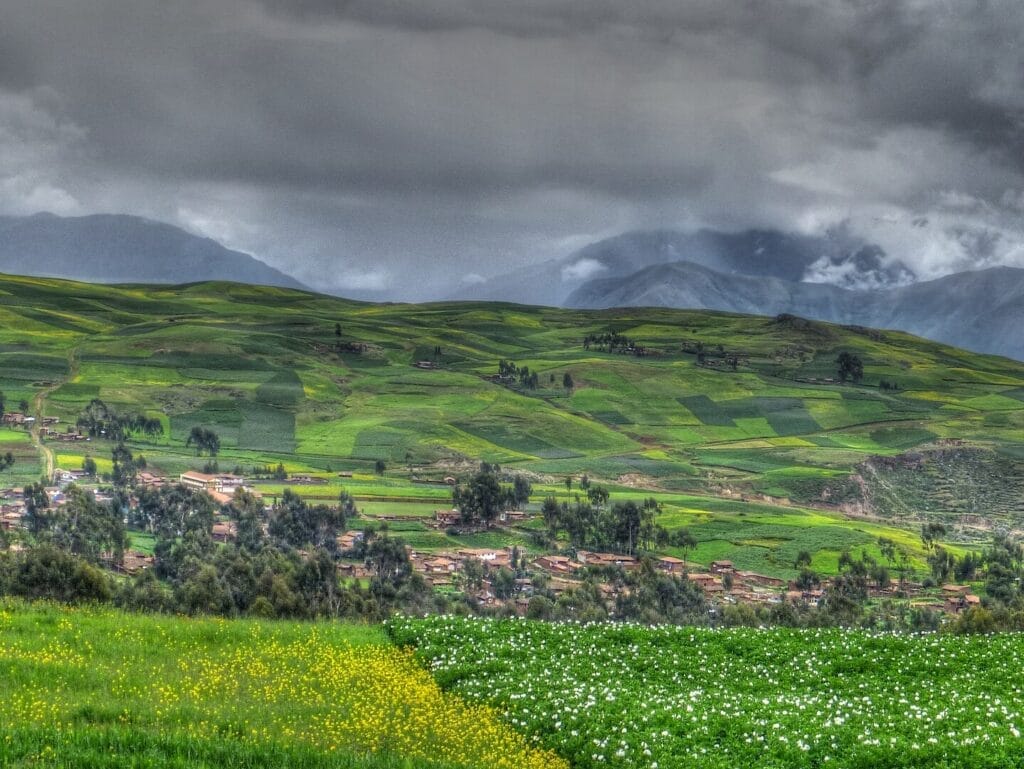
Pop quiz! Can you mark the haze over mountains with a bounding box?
[566,260,1024,362]
[458,229,918,306]
[0,213,305,290]
[461,228,1024,361]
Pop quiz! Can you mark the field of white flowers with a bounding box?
[390,617,1024,768]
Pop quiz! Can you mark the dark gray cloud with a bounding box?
[1,0,1023,298]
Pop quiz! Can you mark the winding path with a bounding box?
[29,348,78,482]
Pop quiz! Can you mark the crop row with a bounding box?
[392,616,1024,769]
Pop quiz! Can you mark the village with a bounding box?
[0,452,984,619]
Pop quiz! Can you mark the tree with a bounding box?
[541,496,561,539]
[611,501,644,555]
[112,443,139,489]
[562,372,574,391]
[836,351,864,383]
[269,489,346,552]
[461,557,485,592]
[136,484,216,543]
[77,398,162,442]
[511,475,532,509]
[672,528,697,562]
[23,482,52,535]
[366,535,412,588]
[0,452,13,474]
[877,537,896,566]
[334,322,342,338]
[453,467,505,527]
[296,548,346,616]
[492,567,516,599]
[921,521,948,553]
[794,550,812,570]
[82,456,97,477]
[586,485,609,509]
[795,567,820,591]
[186,426,220,457]
[822,550,876,621]
[37,484,126,565]
[8,546,112,603]
[230,488,268,553]
[374,459,386,475]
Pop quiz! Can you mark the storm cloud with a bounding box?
[1,0,1023,298]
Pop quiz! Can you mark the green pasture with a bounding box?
[0,272,1019,570]
[0,602,559,769]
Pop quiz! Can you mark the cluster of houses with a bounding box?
[1,457,992,616]
[5,413,89,441]
[178,470,254,506]
[432,507,531,530]
[1,413,35,427]
[398,545,985,616]
[41,427,88,442]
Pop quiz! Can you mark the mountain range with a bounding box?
[460,228,1024,361]
[1,212,1020,360]
[565,259,1024,361]
[457,228,916,306]
[0,213,305,290]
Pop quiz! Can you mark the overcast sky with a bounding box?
[2,0,1024,298]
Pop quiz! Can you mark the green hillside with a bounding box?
[2,273,1023,571]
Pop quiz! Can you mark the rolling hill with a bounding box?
[0,212,305,290]
[566,260,1024,361]
[0,272,1022,565]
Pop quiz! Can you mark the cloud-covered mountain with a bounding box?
[0,213,306,290]
[458,228,914,306]
[566,260,1024,361]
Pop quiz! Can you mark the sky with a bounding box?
[1,0,1024,299]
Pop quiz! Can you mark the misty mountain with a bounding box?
[458,228,914,306]
[566,260,1024,361]
[0,213,306,290]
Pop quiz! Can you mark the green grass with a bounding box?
[0,602,563,769]
[0,272,1021,572]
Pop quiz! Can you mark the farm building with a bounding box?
[657,556,686,573]
[338,530,365,550]
[534,555,579,574]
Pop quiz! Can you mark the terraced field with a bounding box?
[2,273,1023,569]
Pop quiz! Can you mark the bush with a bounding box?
[8,546,112,603]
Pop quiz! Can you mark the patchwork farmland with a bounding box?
[0,273,1023,576]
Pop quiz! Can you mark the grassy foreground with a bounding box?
[394,615,1024,769]
[0,602,564,769]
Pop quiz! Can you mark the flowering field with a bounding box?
[391,616,1024,769]
[0,603,564,769]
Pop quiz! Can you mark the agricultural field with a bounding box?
[1,273,1024,568]
[0,602,563,769]
[394,615,1024,769]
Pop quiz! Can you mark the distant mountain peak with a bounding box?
[0,212,306,291]
[566,258,1024,361]
[458,226,917,307]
